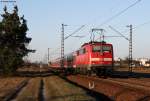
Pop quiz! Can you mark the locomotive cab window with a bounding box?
[79,48,86,55]
[92,46,111,52]
[103,46,111,52]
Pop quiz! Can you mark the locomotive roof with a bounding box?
[81,41,111,47]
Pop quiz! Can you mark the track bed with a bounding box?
[0,76,104,101]
[67,75,150,101]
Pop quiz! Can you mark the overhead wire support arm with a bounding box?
[109,26,129,41]
[92,28,104,32]
[64,25,85,40]
[109,25,133,73]
[71,35,85,38]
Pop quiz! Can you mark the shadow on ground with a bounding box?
[111,70,150,78]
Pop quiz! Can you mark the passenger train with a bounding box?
[50,41,114,76]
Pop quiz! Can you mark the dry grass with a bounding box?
[0,77,27,100]
[14,77,41,101]
[44,76,96,101]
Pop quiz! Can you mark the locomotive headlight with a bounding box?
[92,62,96,64]
[91,58,101,61]
[104,58,112,61]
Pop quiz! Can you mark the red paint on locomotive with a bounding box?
[74,41,113,70]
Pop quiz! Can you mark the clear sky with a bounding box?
[0,0,150,63]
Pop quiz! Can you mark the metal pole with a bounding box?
[100,29,105,42]
[100,29,104,55]
[48,48,49,64]
[127,25,133,72]
[61,24,64,68]
[109,25,133,73]
[61,24,67,68]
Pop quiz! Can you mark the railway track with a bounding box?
[67,75,150,101]
[81,75,150,93]
[107,78,150,92]
[0,78,30,101]
[79,74,150,92]
[0,75,108,101]
[1,66,150,101]
[16,70,53,77]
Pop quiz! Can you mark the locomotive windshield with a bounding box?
[92,45,111,52]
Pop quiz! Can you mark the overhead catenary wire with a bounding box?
[94,21,150,42]
[80,0,142,40]
[109,26,129,41]
[95,0,142,28]
[132,20,150,30]
[51,0,143,60]
[50,25,85,61]
[109,20,150,35]
[64,25,85,40]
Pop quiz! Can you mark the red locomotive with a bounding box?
[50,41,114,75]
